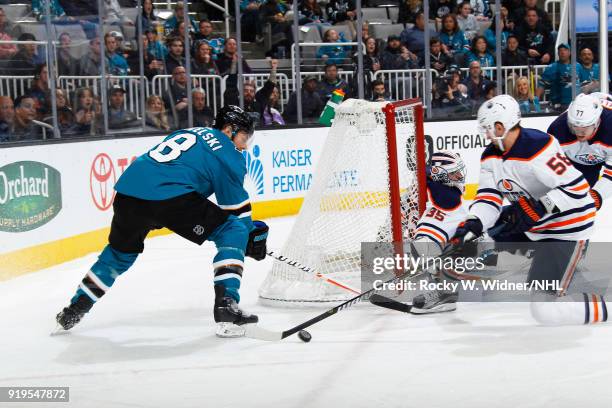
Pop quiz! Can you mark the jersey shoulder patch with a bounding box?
[504,128,552,161]
[427,180,462,210]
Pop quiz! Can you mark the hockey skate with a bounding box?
[410,289,458,314]
[214,285,258,338]
[54,295,94,333]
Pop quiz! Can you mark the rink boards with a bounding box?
[0,116,555,279]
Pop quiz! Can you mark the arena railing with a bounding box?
[150,74,224,116]
[220,73,291,112]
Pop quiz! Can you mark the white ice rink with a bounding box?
[2,214,612,408]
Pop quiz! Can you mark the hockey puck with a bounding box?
[298,330,312,343]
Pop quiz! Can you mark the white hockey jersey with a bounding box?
[414,179,468,248]
[470,127,596,241]
[547,100,612,198]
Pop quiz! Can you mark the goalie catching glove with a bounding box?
[246,220,268,261]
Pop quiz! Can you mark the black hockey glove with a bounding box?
[246,220,268,261]
[590,189,602,211]
[450,216,483,257]
[500,196,547,234]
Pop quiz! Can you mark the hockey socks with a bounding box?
[530,293,607,325]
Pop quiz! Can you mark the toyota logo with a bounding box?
[90,153,116,211]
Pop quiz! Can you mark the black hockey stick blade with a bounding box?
[369,294,412,313]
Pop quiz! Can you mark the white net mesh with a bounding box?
[258,99,424,305]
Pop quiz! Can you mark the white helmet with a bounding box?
[477,94,521,151]
[428,151,466,192]
[567,93,602,138]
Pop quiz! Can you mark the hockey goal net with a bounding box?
[259,98,427,305]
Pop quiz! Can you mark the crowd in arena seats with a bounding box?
[0,0,609,143]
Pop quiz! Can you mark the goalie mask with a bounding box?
[477,94,521,151]
[428,151,466,192]
[567,93,602,140]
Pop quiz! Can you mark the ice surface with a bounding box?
[2,212,612,408]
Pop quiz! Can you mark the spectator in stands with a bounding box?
[400,12,428,62]
[467,0,490,20]
[513,76,541,113]
[382,35,419,70]
[484,6,510,51]
[299,0,327,25]
[466,35,495,77]
[430,38,452,75]
[370,79,389,102]
[579,47,608,94]
[163,65,189,129]
[363,37,381,74]
[0,95,14,142]
[511,0,553,33]
[484,81,497,100]
[145,95,171,131]
[80,37,102,76]
[501,34,527,66]
[141,0,160,32]
[105,32,130,76]
[0,7,15,37]
[216,37,252,76]
[317,62,349,102]
[261,0,294,57]
[536,43,580,111]
[240,0,264,43]
[514,8,553,65]
[145,29,168,61]
[326,0,357,39]
[164,2,198,38]
[432,65,469,113]
[243,81,263,126]
[197,20,224,61]
[398,0,424,25]
[6,33,43,76]
[190,88,214,127]
[462,60,492,106]
[47,89,76,135]
[164,37,186,76]
[108,85,137,129]
[261,85,285,126]
[32,0,67,21]
[26,64,50,120]
[73,87,98,135]
[12,96,42,141]
[170,21,195,46]
[56,33,80,76]
[284,75,324,123]
[317,29,350,66]
[192,41,219,75]
[0,8,15,59]
[456,1,479,41]
[438,13,470,65]
[430,0,454,21]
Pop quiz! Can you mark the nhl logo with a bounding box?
[193,225,205,236]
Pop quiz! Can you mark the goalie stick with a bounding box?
[246,240,473,341]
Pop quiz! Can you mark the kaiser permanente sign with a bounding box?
[0,116,555,278]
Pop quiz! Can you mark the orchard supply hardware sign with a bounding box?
[0,161,62,232]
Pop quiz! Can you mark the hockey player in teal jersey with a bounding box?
[56,106,269,337]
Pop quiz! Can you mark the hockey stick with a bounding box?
[246,242,467,341]
[267,250,360,295]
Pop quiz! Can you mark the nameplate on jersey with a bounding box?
[189,127,223,152]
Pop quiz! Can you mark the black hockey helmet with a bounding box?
[213,105,254,138]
